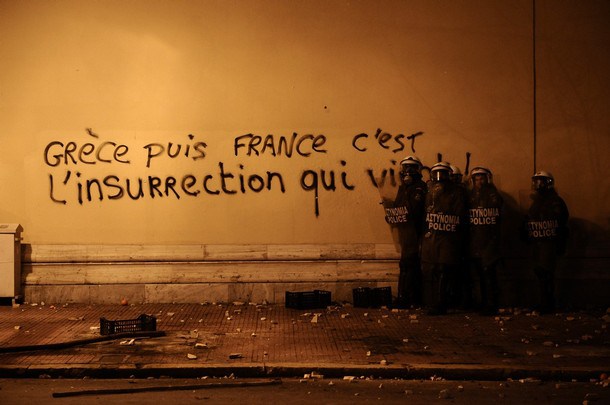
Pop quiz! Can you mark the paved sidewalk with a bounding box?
[0,302,608,380]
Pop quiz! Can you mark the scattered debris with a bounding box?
[438,389,452,399]
[119,339,135,346]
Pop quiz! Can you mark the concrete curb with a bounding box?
[0,362,605,381]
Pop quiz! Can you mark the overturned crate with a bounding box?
[285,290,331,309]
[352,286,392,308]
[100,314,157,335]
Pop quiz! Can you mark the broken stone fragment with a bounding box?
[438,389,452,399]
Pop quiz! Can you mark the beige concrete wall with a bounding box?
[0,1,608,304]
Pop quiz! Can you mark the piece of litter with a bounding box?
[14,325,21,330]
[438,389,452,399]
[195,343,208,349]
[228,353,243,359]
[366,351,371,357]
[380,359,387,365]
[68,316,84,321]
[120,339,135,346]
[187,353,197,360]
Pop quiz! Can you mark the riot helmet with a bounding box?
[399,155,423,185]
[449,164,463,184]
[532,170,554,191]
[430,161,452,183]
[470,166,492,189]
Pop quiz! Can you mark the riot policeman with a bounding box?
[421,162,468,315]
[450,164,471,309]
[386,156,427,308]
[468,167,503,315]
[524,171,569,314]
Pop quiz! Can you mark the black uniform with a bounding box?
[421,180,468,314]
[469,183,503,314]
[386,179,427,307]
[525,188,569,313]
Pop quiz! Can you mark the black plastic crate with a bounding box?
[352,287,373,308]
[373,286,393,308]
[285,290,331,309]
[99,314,157,335]
[352,286,392,308]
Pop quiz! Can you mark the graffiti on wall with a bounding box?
[44,129,470,216]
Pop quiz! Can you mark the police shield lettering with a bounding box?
[527,220,559,238]
[385,206,409,224]
[469,207,499,225]
[426,213,460,232]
